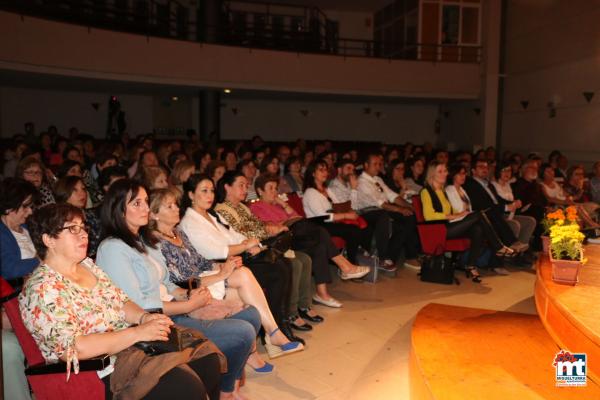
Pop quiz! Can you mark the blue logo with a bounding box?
[553,350,587,387]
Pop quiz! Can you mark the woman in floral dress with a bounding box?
[19,203,222,399]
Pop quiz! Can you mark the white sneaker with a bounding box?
[492,267,510,275]
[312,294,342,308]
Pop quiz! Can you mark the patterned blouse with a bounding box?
[19,259,129,376]
[215,201,269,240]
[84,208,102,258]
[36,183,56,209]
[159,228,215,283]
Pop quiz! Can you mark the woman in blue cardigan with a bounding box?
[96,179,261,400]
[1,178,39,281]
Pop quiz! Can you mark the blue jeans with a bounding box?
[172,305,260,392]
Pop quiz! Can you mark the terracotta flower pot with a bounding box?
[541,236,550,255]
[549,248,583,286]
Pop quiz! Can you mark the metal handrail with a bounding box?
[0,0,481,63]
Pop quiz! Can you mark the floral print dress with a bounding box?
[159,229,215,283]
[19,258,130,378]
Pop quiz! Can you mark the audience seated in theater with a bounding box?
[463,159,529,254]
[214,171,313,340]
[2,140,28,179]
[421,161,512,282]
[302,160,375,268]
[250,173,363,309]
[564,165,600,229]
[1,178,39,284]
[137,165,169,191]
[238,159,259,201]
[129,149,159,178]
[16,156,56,209]
[279,156,304,194]
[328,158,399,271]
[177,174,304,354]
[276,145,292,177]
[207,160,226,186]
[223,150,238,172]
[355,154,421,269]
[20,203,223,400]
[96,179,262,399]
[53,176,102,258]
[405,157,425,193]
[540,163,569,206]
[147,187,287,373]
[555,154,569,182]
[491,162,537,264]
[169,160,196,195]
[193,149,212,174]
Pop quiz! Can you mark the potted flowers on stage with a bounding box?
[548,206,586,285]
[541,208,572,255]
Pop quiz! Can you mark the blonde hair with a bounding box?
[170,160,195,186]
[424,160,446,189]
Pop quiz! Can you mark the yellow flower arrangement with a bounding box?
[549,220,586,261]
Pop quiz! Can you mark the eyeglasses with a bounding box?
[374,182,384,193]
[24,169,42,177]
[59,224,88,235]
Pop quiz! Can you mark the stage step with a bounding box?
[410,303,600,399]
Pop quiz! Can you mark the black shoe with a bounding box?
[466,267,482,283]
[280,322,306,345]
[298,307,324,323]
[289,315,313,331]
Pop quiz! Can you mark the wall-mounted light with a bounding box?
[224,89,232,94]
[171,96,179,101]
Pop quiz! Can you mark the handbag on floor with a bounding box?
[420,245,456,285]
[356,253,379,283]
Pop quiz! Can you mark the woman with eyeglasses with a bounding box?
[16,155,56,209]
[0,178,39,282]
[96,179,260,399]
[19,203,224,400]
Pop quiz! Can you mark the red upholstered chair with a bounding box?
[412,195,470,255]
[0,278,105,400]
[286,193,347,249]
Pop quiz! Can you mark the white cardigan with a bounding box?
[302,187,335,219]
[179,207,247,260]
[445,185,472,213]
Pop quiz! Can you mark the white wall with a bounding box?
[0,87,154,138]
[220,98,439,144]
[501,1,600,166]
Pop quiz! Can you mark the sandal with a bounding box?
[264,328,304,359]
[465,266,482,283]
[246,350,274,373]
[496,246,516,258]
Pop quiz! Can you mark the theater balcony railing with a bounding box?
[0,0,481,64]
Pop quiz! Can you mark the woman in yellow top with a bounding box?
[420,161,512,283]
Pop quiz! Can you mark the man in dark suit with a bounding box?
[463,159,530,255]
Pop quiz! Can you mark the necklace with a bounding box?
[157,229,177,240]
